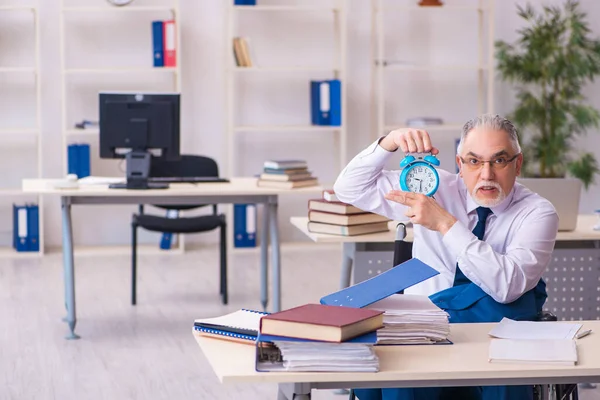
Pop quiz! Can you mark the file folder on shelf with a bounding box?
[152,21,164,67]
[234,204,256,248]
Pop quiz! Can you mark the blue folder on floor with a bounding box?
[320,258,439,308]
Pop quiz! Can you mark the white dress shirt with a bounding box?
[333,139,559,304]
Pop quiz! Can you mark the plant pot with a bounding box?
[517,177,581,231]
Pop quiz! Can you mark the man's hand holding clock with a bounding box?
[382,128,457,235]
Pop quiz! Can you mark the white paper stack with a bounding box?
[367,294,450,344]
[487,318,583,365]
[272,341,379,372]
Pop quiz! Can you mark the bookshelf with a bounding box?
[224,0,348,178]
[370,0,495,156]
[0,3,43,258]
[58,0,184,254]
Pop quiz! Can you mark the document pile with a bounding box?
[256,304,383,372]
[367,294,450,344]
[488,318,582,366]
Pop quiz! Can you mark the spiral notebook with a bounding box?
[194,309,268,343]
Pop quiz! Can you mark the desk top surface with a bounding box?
[195,321,600,385]
[22,178,324,197]
[291,215,600,243]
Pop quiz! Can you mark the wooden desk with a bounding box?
[21,178,322,339]
[290,215,600,244]
[195,321,600,400]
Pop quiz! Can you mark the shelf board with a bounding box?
[64,67,178,74]
[47,243,184,257]
[65,129,99,136]
[0,129,38,135]
[384,124,463,132]
[0,189,39,196]
[0,247,42,259]
[234,125,343,132]
[384,64,488,71]
[233,5,339,11]
[62,6,176,12]
[379,6,489,11]
[0,6,36,11]
[232,66,340,73]
[0,67,36,73]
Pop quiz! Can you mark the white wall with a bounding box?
[2,0,600,249]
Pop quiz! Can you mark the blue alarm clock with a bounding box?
[399,153,441,196]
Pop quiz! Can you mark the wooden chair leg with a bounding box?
[220,220,228,305]
[131,221,138,306]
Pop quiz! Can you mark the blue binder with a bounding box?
[152,21,164,67]
[234,204,256,248]
[258,331,377,344]
[329,79,342,126]
[26,204,39,252]
[12,204,28,252]
[310,80,330,125]
[159,209,179,250]
[320,258,439,308]
[234,0,256,5]
[67,144,91,178]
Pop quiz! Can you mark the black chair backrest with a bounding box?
[150,155,219,212]
[150,155,219,178]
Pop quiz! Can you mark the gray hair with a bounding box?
[456,114,521,155]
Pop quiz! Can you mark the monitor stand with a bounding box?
[109,150,168,190]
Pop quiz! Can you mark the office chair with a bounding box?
[130,155,227,306]
[348,223,579,400]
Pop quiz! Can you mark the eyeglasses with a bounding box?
[459,153,521,170]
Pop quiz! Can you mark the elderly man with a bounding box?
[334,114,559,400]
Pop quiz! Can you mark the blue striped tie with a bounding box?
[453,206,492,286]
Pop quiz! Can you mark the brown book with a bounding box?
[260,172,313,182]
[307,221,390,236]
[259,304,384,342]
[308,210,389,226]
[257,178,318,189]
[308,199,364,215]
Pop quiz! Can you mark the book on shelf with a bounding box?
[258,159,319,189]
[233,37,252,67]
[257,178,319,189]
[308,210,389,226]
[193,309,268,345]
[259,303,384,342]
[307,221,390,236]
[308,199,364,215]
[260,172,313,182]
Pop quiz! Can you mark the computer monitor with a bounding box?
[99,92,181,189]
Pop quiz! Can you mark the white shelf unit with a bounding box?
[224,0,348,177]
[0,4,44,258]
[59,0,185,255]
[370,0,495,141]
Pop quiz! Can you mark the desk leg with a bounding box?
[277,383,312,400]
[268,197,281,313]
[61,197,80,340]
[260,203,269,311]
[340,243,355,289]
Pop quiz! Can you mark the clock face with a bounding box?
[405,164,438,195]
[107,0,134,6]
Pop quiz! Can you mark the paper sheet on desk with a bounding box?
[489,317,582,340]
[77,176,124,185]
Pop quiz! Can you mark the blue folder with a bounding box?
[320,258,439,308]
[258,331,377,344]
[152,21,164,67]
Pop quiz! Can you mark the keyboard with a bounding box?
[148,176,230,183]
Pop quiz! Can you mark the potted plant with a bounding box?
[495,0,600,189]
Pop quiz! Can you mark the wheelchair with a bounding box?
[347,223,579,400]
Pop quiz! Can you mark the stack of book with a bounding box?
[307,190,390,236]
[257,160,319,189]
[256,303,383,372]
[366,294,450,345]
